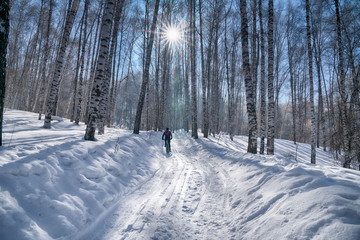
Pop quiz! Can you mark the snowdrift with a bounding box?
[0,109,359,239]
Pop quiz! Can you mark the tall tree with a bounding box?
[84,0,116,140]
[306,0,316,164]
[98,0,125,134]
[259,0,266,154]
[133,0,161,134]
[43,0,80,129]
[75,0,90,125]
[36,0,53,120]
[334,0,350,168]
[267,0,275,155]
[190,0,198,139]
[199,0,209,138]
[286,2,296,145]
[0,0,10,146]
[240,0,257,153]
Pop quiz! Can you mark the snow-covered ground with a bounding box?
[0,109,359,240]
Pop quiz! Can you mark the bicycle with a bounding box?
[164,139,171,154]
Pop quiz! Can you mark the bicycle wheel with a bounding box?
[166,141,170,154]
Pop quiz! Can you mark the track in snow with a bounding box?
[78,131,233,240]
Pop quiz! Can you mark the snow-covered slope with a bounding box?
[0,109,359,240]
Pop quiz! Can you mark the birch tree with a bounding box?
[267,0,275,155]
[43,0,80,129]
[98,0,125,135]
[306,0,316,164]
[133,0,160,134]
[36,0,53,120]
[240,0,257,153]
[84,0,116,140]
[259,0,266,154]
[189,0,198,138]
[334,0,350,168]
[75,0,90,125]
[0,0,10,146]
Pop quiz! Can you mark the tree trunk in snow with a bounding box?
[0,0,10,146]
[184,39,190,132]
[98,0,125,135]
[43,0,80,129]
[259,0,266,154]
[190,0,198,139]
[199,0,209,138]
[75,0,90,125]
[84,0,116,140]
[133,0,160,134]
[267,0,275,155]
[286,13,296,145]
[334,0,350,168]
[306,0,316,164]
[35,0,53,121]
[240,0,257,154]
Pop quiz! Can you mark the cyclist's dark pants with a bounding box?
[165,139,171,152]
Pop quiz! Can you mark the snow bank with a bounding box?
[0,109,359,239]
[0,109,162,239]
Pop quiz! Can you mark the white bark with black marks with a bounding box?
[44,0,79,129]
[84,0,116,140]
[240,0,257,153]
[267,0,275,155]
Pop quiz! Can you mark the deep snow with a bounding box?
[0,109,359,240]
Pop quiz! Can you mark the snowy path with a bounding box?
[1,110,360,240]
[79,132,234,240]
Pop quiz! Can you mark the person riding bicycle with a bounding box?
[162,128,173,152]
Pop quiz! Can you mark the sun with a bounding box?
[158,19,188,50]
[166,27,180,42]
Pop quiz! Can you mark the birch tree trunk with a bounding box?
[84,0,116,140]
[199,0,209,138]
[43,0,80,129]
[0,0,10,146]
[75,0,90,125]
[133,0,160,134]
[184,38,190,132]
[34,0,53,120]
[267,0,275,155]
[286,11,296,145]
[70,13,84,123]
[306,0,316,164]
[240,0,257,153]
[259,0,266,154]
[251,0,257,107]
[98,0,125,135]
[190,0,198,139]
[334,0,351,168]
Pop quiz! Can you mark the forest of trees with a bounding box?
[2,0,359,169]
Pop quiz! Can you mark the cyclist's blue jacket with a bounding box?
[162,130,172,140]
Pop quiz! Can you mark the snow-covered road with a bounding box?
[79,131,234,240]
[1,110,360,240]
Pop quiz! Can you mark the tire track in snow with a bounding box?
[78,131,233,240]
